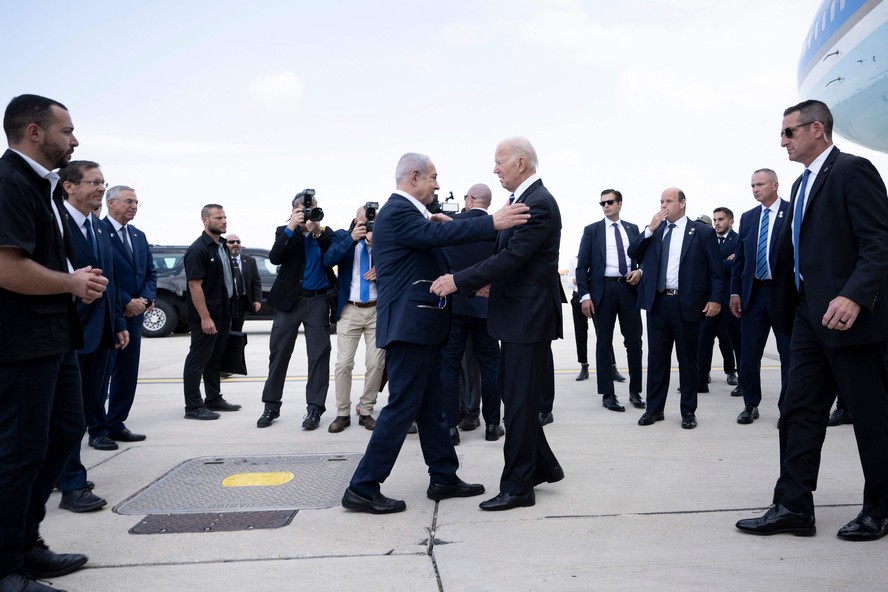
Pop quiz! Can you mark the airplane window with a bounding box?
[830,0,835,21]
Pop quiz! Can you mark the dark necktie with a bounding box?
[121,225,135,261]
[508,193,515,205]
[359,240,371,302]
[612,222,628,276]
[84,218,98,259]
[657,223,676,292]
[755,208,770,280]
[718,236,725,245]
[793,169,811,290]
[231,257,245,296]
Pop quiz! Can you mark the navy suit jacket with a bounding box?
[103,219,157,317]
[66,211,124,353]
[443,208,496,318]
[628,218,723,322]
[373,193,496,348]
[454,179,563,344]
[771,147,888,346]
[575,218,640,308]
[714,228,739,304]
[730,199,789,308]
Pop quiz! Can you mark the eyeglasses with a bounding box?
[599,199,617,207]
[227,240,241,244]
[78,180,108,189]
[465,194,476,200]
[780,121,816,139]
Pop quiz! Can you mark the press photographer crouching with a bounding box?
[257,189,337,430]
[324,202,385,433]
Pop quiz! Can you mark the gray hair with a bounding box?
[106,185,135,202]
[752,168,778,183]
[395,152,432,182]
[498,136,539,172]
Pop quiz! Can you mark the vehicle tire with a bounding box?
[142,298,179,338]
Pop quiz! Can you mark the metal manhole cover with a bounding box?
[115,453,361,515]
[129,510,297,534]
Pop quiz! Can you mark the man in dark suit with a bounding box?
[729,169,791,424]
[324,204,385,433]
[576,189,644,412]
[342,152,528,514]
[225,233,261,333]
[441,183,503,443]
[56,161,129,513]
[257,191,337,430]
[182,204,242,420]
[1,94,108,590]
[628,188,722,430]
[432,137,564,511]
[737,100,888,540]
[696,207,742,394]
[102,185,156,442]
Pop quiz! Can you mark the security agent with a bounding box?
[257,189,337,430]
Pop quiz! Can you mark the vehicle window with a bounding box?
[253,254,279,278]
[153,255,183,270]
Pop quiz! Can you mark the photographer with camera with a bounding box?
[257,189,337,430]
[323,203,385,433]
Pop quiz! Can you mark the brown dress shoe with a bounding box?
[358,414,376,430]
[328,416,350,433]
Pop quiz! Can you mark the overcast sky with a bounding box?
[4,0,886,264]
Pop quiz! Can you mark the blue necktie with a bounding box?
[755,208,770,280]
[656,223,675,292]
[508,193,515,204]
[359,240,371,302]
[84,218,98,259]
[792,169,811,290]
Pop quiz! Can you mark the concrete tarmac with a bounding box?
[42,315,886,592]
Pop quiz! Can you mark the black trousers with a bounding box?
[183,315,231,410]
[645,294,700,417]
[697,306,741,381]
[594,280,643,395]
[441,314,501,427]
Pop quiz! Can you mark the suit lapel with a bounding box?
[770,200,789,266]
[595,221,607,262]
[67,215,94,266]
[802,147,839,216]
[679,221,696,264]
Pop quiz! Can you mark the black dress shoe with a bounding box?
[681,413,697,429]
[341,488,406,514]
[575,364,589,381]
[638,411,664,426]
[205,397,241,411]
[696,382,710,393]
[458,414,480,431]
[836,512,888,541]
[731,386,743,397]
[23,538,88,578]
[736,504,816,536]
[480,491,535,511]
[737,405,759,424]
[726,372,738,385]
[612,364,627,382]
[628,391,646,409]
[107,428,146,442]
[0,573,65,592]
[828,408,853,426]
[302,410,321,430]
[485,424,504,441]
[602,394,625,412]
[58,488,106,513]
[532,465,565,486]
[87,436,118,451]
[256,409,279,428]
[539,412,553,426]
[450,427,460,446]
[184,406,220,420]
[427,480,485,501]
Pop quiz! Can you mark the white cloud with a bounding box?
[248,72,304,113]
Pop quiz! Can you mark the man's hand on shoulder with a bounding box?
[492,202,530,231]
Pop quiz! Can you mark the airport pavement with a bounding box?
[42,315,886,592]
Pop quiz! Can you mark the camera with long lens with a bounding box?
[428,191,459,215]
[292,188,324,222]
[364,201,378,232]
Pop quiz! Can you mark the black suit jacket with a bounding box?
[373,193,496,348]
[771,147,888,346]
[237,253,261,308]
[455,179,563,344]
[575,218,640,308]
[715,229,739,304]
[443,208,496,318]
[266,225,336,312]
[628,219,723,322]
[730,199,790,307]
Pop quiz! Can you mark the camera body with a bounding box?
[364,201,378,232]
[428,191,459,215]
[292,188,324,222]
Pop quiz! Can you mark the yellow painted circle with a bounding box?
[221,472,295,487]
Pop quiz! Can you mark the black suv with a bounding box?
[142,245,278,337]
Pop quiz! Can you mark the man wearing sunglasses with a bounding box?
[737,100,888,541]
[575,189,644,413]
[225,234,261,333]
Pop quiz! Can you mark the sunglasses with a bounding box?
[227,240,241,244]
[780,121,816,139]
[599,199,617,207]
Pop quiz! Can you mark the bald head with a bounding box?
[466,183,492,209]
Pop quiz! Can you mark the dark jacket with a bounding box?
[184,232,233,323]
[266,224,336,312]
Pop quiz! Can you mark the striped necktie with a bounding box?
[755,208,770,280]
[792,169,811,290]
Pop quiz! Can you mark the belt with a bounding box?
[753,278,772,286]
[658,289,679,296]
[348,300,377,308]
[603,276,627,283]
[301,289,328,297]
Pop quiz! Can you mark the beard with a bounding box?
[39,136,71,170]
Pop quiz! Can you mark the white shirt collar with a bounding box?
[10,148,59,194]
[393,189,430,218]
[513,173,541,200]
[807,145,835,176]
